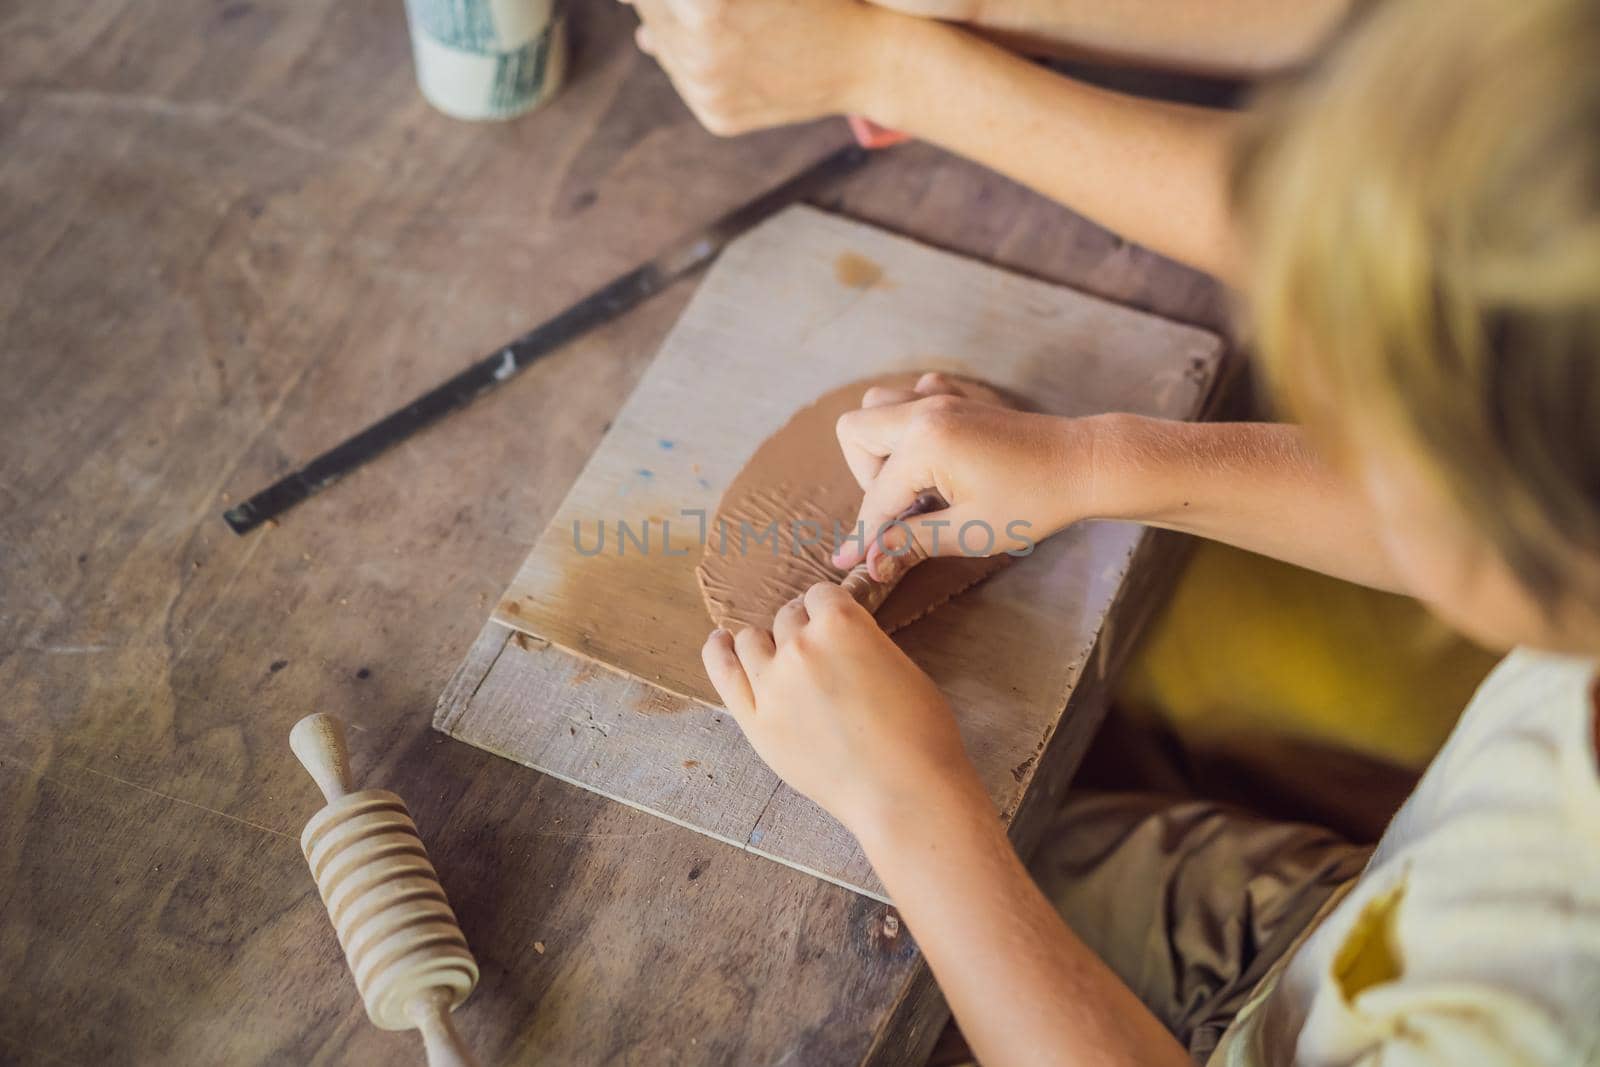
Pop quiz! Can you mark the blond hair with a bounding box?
[1234,0,1600,605]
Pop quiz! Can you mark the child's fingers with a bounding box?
[836,377,968,491]
[861,371,967,410]
[913,372,969,398]
[835,402,914,492]
[733,626,776,677]
[701,629,754,714]
[803,580,861,621]
[917,372,1006,407]
[864,507,951,581]
[772,596,808,646]
[846,452,946,569]
[913,371,967,398]
[861,385,919,409]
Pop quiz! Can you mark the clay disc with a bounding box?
[696,373,1012,633]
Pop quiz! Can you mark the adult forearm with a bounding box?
[861,16,1243,280]
[1083,414,1409,593]
[858,780,1192,1067]
[892,0,1356,77]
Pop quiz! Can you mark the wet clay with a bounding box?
[697,373,1013,633]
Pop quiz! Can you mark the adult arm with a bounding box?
[869,0,1358,78]
[627,0,1244,279]
[864,16,1245,278]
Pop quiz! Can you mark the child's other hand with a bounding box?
[624,0,891,135]
[833,372,1097,580]
[701,582,986,839]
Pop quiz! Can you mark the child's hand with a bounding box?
[701,582,986,838]
[624,0,893,135]
[833,372,1098,580]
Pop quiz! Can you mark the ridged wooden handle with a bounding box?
[839,490,943,616]
[290,713,353,803]
[292,716,479,1066]
[302,795,478,1031]
[409,988,480,1067]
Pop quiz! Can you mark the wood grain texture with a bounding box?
[0,0,1233,1061]
[441,206,1223,898]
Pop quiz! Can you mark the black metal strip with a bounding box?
[223,143,871,535]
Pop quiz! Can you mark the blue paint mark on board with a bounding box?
[697,478,712,489]
[619,468,657,497]
[658,439,676,450]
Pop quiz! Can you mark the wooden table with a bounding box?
[0,2,1228,1062]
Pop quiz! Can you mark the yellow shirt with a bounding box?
[1211,649,1600,1066]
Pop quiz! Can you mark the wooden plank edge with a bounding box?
[453,734,758,854]
[744,840,891,906]
[433,619,515,735]
[435,635,900,897]
[438,650,883,894]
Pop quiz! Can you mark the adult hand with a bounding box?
[701,582,987,838]
[833,372,1098,580]
[624,0,892,135]
[863,0,981,18]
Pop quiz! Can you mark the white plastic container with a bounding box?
[403,0,568,121]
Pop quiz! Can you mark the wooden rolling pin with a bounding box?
[290,714,480,1067]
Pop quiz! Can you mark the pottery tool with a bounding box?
[838,490,945,614]
[291,713,480,1067]
[222,143,872,535]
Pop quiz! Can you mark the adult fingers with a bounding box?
[630,0,690,71]
[659,0,704,22]
[701,629,754,714]
[631,0,676,30]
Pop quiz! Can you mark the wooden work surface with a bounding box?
[0,2,1231,1063]
[443,205,1222,900]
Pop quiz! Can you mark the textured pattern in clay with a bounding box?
[697,373,1011,634]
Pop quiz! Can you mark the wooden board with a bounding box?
[436,205,1222,899]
